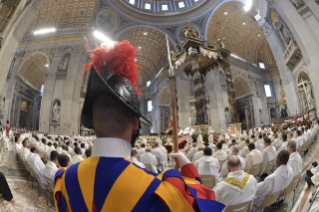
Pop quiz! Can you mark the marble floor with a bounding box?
[1,137,319,211]
[0,142,54,212]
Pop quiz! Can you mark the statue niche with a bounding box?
[58,53,70,72]
[51,100,61,123]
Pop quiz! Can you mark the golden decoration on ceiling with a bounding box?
[207,1,276,68]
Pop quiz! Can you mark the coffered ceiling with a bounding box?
[25,0,96,34]
[18,53,49,91]
[207,1,276,69]
[119,27,173,87]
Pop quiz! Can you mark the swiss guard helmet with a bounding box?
[81,39,151,147]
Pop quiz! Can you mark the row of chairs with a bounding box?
[17,152,55,206]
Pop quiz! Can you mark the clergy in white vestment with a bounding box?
[252,150,293,211]
[218,133,224,142]
[276,133,289,158]
[71,147,84,164]
[287,141,302,177]
[296,130,305,149]
[238,136,246,150]
[140,148,158,173]
[208,133,214,145]
[220,140,229,153]
[219,145,245,181]
[306,126,312,141]
[26,146,36,166]
[30,146,48,186]
[56,143,63,154]
[61,145,72,160]
[261,138,276,174]
[15,136,22,156]
[80,143,86,158]
[66,141,75,156]
[194,147,220,183]
[192,143,206,164]
[255,135,264,151]
[46,142,55,159]
[137,143,146,156]
[244,143,263,173]
[214,156,257,207]
[186,143,198,161]
[241,139,250,158]
[21,138,30,161]
[151,142,165,171]
[212,142,227,162]
[44,150,59,181]
[272,134,281,150]
[131,149,145,169]
[156,137,168,164]
[183,137,193,154]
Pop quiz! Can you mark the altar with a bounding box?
[227,122,242,137]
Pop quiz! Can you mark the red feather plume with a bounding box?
[82,38,141,96]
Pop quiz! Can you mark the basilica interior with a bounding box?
[0,0,319,211]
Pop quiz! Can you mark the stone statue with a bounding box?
[220,72,226,87]
[52,102,60,122]
[59,54,70,72]
[306,83,314,109]
[282,26,291,44]
[259,110,263,122]
[183,27,198,39]
[217,38,225,49]
[254,81,259,95]
[0,97,5,108]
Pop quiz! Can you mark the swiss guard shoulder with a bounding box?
[55,168,67,184]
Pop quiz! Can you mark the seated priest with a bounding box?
[30,146,47,186]
[45,150,59,181]
[54,41,225,211]
[261,138,276,175]
[187,142,198,161]
[194,147,220,183]
[252,150,293,211]
[241,139,250,158]
[213,156,257,207]
[212,142,227,161]
[140,147,158,173]
[244,143,263,173]
[131,149,145,169]
[287,141,302,178]
[219,145,245,181]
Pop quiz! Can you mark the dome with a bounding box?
[123,0,206,16]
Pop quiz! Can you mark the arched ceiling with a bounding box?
[25,0,96,34]
[207,1,276,68]
[18,53,48,91]
[233,76,251,98]
[119,27,173,87]
[122,0,205,15]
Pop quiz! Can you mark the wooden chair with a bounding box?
[46,177,55,207]
[156,157,163,172]
[200,175,216,189]
[279,174,301,207]
[255,190,282,210]
[26,163,37,189]
[224,200,252,212]
[248,163,262,177]
[297,145,302,153]
[144,164,153,172]
[219,160,226,171]
[34,171,48,197]
[260,159,275,176]
[275,146,280,151]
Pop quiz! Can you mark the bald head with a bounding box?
[227,156,242,172]
[232,145,239,155]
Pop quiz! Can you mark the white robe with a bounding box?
[219,155,245,181]
[252,165,293,211]
[152,147,165,171]
[276,142,288,158]
[242,146,249,158]
[140,152,158,173]
[255,139,264,151]
[30,154,47,185]
[296,136,305,149]
[194,156,220,182]
[187,147,198,161]
[261,145,276,174]
[21,148,30,161]
[214,170,257,207]
[244,149,263,172]
[132,157,145,169]
[46,146,55,160]
[71,154,84,164]
[238,141,246,150]
[137,147,145,156]
[192,150,203,163]
[212,150,227,161]
[287,152,302,177]
[272,138,282,149]
[68,146,75,157]
[26,152,35,166]
[44,161,58,181]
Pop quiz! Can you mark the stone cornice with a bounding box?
[18,35,86,48]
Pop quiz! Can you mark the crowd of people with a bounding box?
[0,119,317,211]
[132,121,319,211]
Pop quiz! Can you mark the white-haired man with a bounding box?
[30,146,47,186]
[219,145,245,181]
